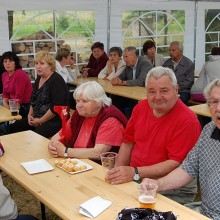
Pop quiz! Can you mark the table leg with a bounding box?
[40,202,46,220]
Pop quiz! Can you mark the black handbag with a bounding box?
[116,208,176,220]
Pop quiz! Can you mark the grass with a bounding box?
[2,172,62,220]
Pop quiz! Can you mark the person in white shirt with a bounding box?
[0,173,38,220]
[98,47,126,80]
[55,47,74,83]
[68,52,81,81]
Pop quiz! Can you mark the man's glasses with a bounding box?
[208,100,220,109]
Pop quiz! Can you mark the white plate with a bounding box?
[56,159,93,174]
[21,159,54,174]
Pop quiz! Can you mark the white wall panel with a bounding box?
[196,1,220,71]
[0,0,108,53]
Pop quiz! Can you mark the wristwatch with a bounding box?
[133,167,140,183]
[64,147,69,157]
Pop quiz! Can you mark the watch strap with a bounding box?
[64,147,69,157]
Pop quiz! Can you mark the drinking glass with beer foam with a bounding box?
[138,183,158,209]
[9,99,20,116]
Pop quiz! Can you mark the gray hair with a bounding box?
[204,79,220,101]
[73,81,112,107]
[123,46,138,56]
[170,41,183,52]
[145,66,177,87]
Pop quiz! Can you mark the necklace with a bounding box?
[83,117,96,138]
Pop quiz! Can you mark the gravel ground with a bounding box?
[2,172,62,220]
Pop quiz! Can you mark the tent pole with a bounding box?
[193,0,198,64]
[107,0,111,52]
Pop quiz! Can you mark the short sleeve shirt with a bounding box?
[59,117,124,148]
[181,121,220,219]
[124,99,201,167]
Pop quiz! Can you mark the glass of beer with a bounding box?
[137,183,158,209]
[9,99,19,116]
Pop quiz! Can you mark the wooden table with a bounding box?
[70,77,147,101]
[189,103,211,117]
[0,131,210,220]
[0,105,22,123]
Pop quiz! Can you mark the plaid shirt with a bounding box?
[181,121,220,219]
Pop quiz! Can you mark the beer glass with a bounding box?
[137,183,158,209]
[9,99,19,116]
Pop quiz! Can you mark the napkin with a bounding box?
[79,196,112,218]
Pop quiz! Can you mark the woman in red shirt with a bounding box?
[1,51,33,117]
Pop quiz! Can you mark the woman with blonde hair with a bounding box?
[10,51,69,138]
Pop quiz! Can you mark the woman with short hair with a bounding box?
[142,40,164,67]
[10,51,69,138]
[1,51,33,117]
[98,46,126,80]
[55,46,75,83]
[81,42,108,77]
[48,81,127,161]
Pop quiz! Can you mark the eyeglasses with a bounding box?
[208,100,220,108]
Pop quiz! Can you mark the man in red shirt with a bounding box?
[106,66,201,204]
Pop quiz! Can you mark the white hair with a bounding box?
[73,81,112,106]
[204,79,220,102]
[145,66,177,87]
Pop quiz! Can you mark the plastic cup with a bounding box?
[8,99,19,116]
[100,152,118,170]
[137,183,158,209]
[100,152,118,181]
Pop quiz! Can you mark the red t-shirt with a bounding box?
[59,117,124,148]
[124,99,202,167]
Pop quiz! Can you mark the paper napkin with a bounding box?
[79,196,112,218]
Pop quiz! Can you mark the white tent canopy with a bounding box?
[0,0,220,74]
